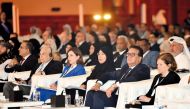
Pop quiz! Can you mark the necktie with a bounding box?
[20,58,25,65]
[114,52,120,62]
[119,68,132,83]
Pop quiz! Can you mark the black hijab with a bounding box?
[85,44,99,66]
[82,46,115,85]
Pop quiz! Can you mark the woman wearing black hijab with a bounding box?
[84,44,99,66]
[65,46,115,104]
[81,46,115,89]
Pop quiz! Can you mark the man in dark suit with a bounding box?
[149,32,160,51]
[34,44,63,76]
[0,12,12,41]
[113,35,128,68]
[4,41,38,73]
[85,46,150,109]
[58,31,75,54]
[3,40,38,98]
[108,31,117,52]
[75,31,90,55]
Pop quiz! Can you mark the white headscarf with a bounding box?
[168,36,190,60]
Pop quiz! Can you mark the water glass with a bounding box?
[75,96,83,107]
[33,91,40,101]
[65,94,71,106]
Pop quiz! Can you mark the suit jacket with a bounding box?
[0,50,14,64]
[99,63,150,84]
[60,64,86,77]
[33,60,63,75]
[4,55,38,73]
[150,43,160,51]
[140,71,180,105]
[0,21,13,41]
[78,41,90,55]
[142,51,159,69]
[59,41,75,54]
[113,50,127,68]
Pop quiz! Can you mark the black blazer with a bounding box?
[33,60,63,75]
[5,55,38,73]
[139,71,180,105]
[78,41,90,55]
[113,50,127,68]
[150,43,160,51]
[59,41,75,54]
[99,63,150,84]
[0,21,13,41]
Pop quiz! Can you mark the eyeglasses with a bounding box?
[19,46,27,49]
[126,52,138,57]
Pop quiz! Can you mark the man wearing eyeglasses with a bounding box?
[85,46,150,109]
[3,41,38,99]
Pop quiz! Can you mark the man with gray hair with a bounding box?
[168,36,190,70]
[113,35,129,68]
[3,44,63,99]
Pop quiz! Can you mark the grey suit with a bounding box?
[142,51,159,69]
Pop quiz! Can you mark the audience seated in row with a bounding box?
[85,46,150,109]
[36,47,86,101]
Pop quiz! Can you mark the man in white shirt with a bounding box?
[169,36,190,70]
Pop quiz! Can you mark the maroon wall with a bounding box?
[19,15,93,35]
[19,0,190,35]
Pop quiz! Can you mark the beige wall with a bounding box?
[0,0,102,16]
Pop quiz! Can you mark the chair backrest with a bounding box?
[179,73,190,86]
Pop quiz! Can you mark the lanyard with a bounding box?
[151,76,165,96]
[119,68,132,83]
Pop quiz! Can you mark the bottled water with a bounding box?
[75,90,80,107]
[154,98,166,109]
[33,89,40,101]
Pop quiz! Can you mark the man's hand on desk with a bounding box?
[138,95,151,102]
[15,78,26,84]
[34,71,45,75]
[80,84,86,90]
[106,84,117,98]
[49,83,57,90]
[91,83,101,91]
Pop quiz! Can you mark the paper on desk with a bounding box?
[8,71,31,82]
[66,86,86,91]
[100,80,116,91]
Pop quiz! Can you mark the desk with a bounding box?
[155,84,190,105]
[0,101,43,109]
[116,79,153,109]
[116,72,190,109]
[142,102,190,109]
[23,105,90,109]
